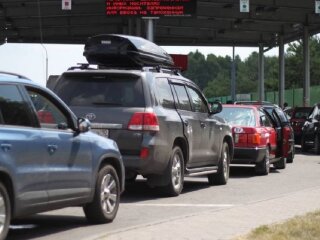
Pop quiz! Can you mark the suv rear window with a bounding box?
[54,73,145,107]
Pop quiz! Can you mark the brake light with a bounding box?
[140,147,149,159]
[248,133,261,145]
[128,112,160,131]
[233,127,263,146]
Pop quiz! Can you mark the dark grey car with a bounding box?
[53,34,233,197]
[0,72,125,240]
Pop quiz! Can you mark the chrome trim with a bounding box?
[91,123,123,129]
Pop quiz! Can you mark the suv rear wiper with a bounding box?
[92,102,122,106]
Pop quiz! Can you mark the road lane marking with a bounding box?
[122,203,234,207]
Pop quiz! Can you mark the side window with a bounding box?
[155,78,175,109]
[172,84,192,111]
[259,110,273,127]
[0,84,35,127]
[27,89,69,130]
[275,108,289,123]
[186,86,208,113]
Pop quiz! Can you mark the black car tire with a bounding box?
[315,134,320,154]
[287,146,295,163]
[208,142,230,185]
[83,165,120,224]
[0,182,10,240]
[301,136,310,152]
[273,157,286,169]
[162,146,184,197]
[255,148,270,175]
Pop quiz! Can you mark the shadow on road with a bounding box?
[8,215,88,240]
[8,154,300,239]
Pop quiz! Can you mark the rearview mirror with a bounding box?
[210,101,223,114]
[77,117,91,133]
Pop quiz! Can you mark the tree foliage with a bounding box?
[183,36,320,98]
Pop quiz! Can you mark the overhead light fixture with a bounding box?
[316,0,320,14]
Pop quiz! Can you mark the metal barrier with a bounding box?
[209,85,320,106]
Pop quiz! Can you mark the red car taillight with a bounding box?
[233,127,264,147]
[128,112,160,131]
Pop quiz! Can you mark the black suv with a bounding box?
[52,34,233,196]
[301,103,320,154]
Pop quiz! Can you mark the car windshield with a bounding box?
[54,73,145,107]
[217,107,256,127]
[292,108,311,119]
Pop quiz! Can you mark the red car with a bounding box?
[216,104,287,175]
[288,107,312,144]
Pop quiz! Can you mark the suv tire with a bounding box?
[287,146,294,163]
[162,146,184,197]
[301,136,310,152]
[84,165,120,223]
[273,157,286,169]
[314,134,320,154]
[208,142,230,185]
[255,148,270,175]
[0,182,10,240]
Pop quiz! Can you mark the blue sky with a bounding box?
[0,43,279,87]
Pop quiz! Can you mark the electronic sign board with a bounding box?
[106,0,197,17]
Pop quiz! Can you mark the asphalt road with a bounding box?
[7,147,320,240]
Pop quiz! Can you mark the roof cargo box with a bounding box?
[83,34,174,68]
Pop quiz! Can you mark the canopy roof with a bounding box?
[0,0,319,47]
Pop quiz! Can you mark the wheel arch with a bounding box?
[223,135,234,161]
[173,137,189,166]
[0,171,14,216]
[99,157,124,193]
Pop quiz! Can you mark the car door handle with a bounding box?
[200,122,206,128]
[183,120,189,126]
[47,144,58,155]
[1,143,12,152]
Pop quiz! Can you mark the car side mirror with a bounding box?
[77,117,91,133]
[210,101,223,114]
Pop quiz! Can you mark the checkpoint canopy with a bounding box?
[0,0,319,47]
[0,0,320,106]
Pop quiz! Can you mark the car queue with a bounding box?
[1,34,318,240]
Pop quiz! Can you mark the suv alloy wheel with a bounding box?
[208,142,230,185]
[162,146,185,197]
[83,165,120,223]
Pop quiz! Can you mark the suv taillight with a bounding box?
[128,112,160,131]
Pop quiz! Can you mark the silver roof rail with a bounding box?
[0,71,31,80]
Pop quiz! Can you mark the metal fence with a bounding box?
[208,85,320,107]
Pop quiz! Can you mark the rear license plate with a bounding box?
[92,128,109,138]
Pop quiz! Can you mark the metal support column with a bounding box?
[258,44,265,101]
[231,46,236,102]
[146,18,154,42]
[303,26,310,107]
[279,35,285,108]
